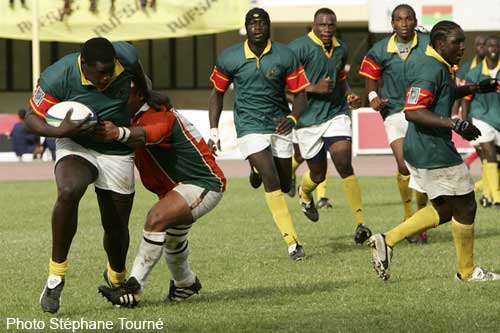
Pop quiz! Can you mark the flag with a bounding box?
[422,5,453,27]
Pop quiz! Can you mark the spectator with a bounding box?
[10,109,40,161]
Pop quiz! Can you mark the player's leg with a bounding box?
[390,138,414,220]
[95,153,135,287]
[299,151,326,222]
[288,142,304,197]
[480,141,500,207]
[248,159,262,189]
[327,136,370,243]
[315,155,331,209]
[249,148,304,260]
[40,154,97,313]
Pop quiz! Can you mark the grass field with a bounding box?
[1,176,499,332]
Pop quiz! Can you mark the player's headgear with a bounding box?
[81,37,116,65]
[245,7,270,26]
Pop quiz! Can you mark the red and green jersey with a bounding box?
[210,40,309,137]
[29,42,138,155]
[288,32,349,127]
[403,45,463,169]
[134,104,226,197]
[464,59,500,131]
[359,32,429,120]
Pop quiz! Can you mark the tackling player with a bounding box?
[96,81,226,307]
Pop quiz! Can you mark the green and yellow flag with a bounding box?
[0,0,251,42]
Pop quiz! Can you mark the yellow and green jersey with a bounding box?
[210,40,309,138]
[464,59,500,131]
[359,31,429,120]
[455,56,480,87]
[288,32,349,128]
[30,42,138,155]
[403,45,463,169]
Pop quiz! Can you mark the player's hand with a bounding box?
[313,77,333,94]
[208,128,221,156]
[275,116,295,135]
[93,121,120,142]
[369,96,389,111]
[477,78,499,93]
[347,94,362,109]
[453,119,481,141]
[57,109,95,137]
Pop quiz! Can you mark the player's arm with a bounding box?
[358,54,387,110]
[25,87,94,138]
[404,86,480,141]
[455,79,499,99]
[461,98,471,121]
[339,78,361,110]
[208,64,232,155]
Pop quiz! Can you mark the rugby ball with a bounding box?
[45,101,97,127]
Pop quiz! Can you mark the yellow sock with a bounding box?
[49,259,68,277]
[316,177,328,200]
[482,161,491,199]
[485,162,500,202]
[264,190,299,246]
[415,191,428,210]
[397,173,413,219]
[291,155,301,174]
[385,206,439,247]
[300,170,318,202]
[451,218,474,280]
[107,262,127,287]
[342,175,365,225]
[474,179,483,193]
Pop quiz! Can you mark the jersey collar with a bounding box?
[386,32,418,57]
[480,57,500,76]
[425,45,457,77]
[78,55,125,90]
[133,102,151,120]
[244,39,272,68]
[307,31,340,58]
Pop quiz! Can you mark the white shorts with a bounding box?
[173,183,223,221]
[56,138,135,195]
[237,133,293,159]
[405,161,474,200]
[384,112,408,144]
[470,118,500,146]
[295,114,352,159]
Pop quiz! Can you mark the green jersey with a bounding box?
[210,40,309,137]
[403,45,463,169]
[464,59,500,131]
[288,32,349,128]
[359,32,430,120]
[455,56,480,86]
[30,42,138,155]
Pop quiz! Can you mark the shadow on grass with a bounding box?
[138,279,350,308]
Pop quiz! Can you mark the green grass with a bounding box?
[1,177,499,332]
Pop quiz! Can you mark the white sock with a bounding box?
[129,230,166,293]
[164,225,195,287]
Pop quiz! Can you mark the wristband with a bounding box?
[368,91,378,103]
[286,114,297,126]
[117,127,131,143]
[210,128,219,142]
[346,93,354,102]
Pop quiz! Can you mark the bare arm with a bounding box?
[305,77,333,94]
[340,79,362,109]
[93,121,145,147]
[404,108,455,129]
[461,99,471,121]
[207,88,225,154]
[24,108,94,138]
[365,77,388,111]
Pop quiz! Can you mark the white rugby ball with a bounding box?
[45,101,97,127]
